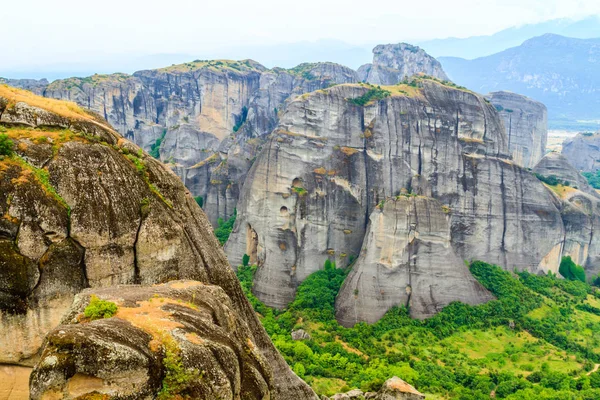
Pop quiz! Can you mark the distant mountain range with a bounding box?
[418,16,600,60]
[440,34,600,130]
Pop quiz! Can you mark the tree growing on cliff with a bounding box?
[559,256,586,282]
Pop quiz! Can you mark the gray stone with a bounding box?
[486,91,547,169]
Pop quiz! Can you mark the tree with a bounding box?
[242,253,250,267]
[559,256,586,282]
[0,134,14,156]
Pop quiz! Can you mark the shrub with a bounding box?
[347,86,391,106]
[214,209,236,245]
[559,256,586,282]
[84,295,117,320]
[0,133,14,156]
[242,253,250,267]
[194,196,203,208]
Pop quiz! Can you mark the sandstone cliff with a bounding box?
[562,131,600,172]
[0,85,316,399]
[533,152,600,277]
[36,61,358,226]
[225,79,565,316]
[359,43,449,85]
[335,196,494,324]
[486,91,547,169]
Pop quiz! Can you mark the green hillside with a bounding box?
[237,260,600,399]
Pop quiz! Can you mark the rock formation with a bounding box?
[562,131,600,172]
[0,85,316,399]
[33,61,358,226]
[335,196,494,324]
[325,376,424,400]
[533,152,600,276]
[486,91,548,169]
[0,78,49,92]
[30,282,285,400]
[359,43,449,85]
[225,79,565,317]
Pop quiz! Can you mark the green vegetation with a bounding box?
[0,133,14,156]
[292,187,308,196]
[559,256,586,283]
[347,85,391,106]
[149,129,167,159]
[582,170,600,189]
[158,338,202,400]
[194,196,203,208]
[84,295,118,320]
[535,173,571,187]
[242,253,250,267]
[233,106,248,132]
[214,209,236,245]
[12,156,69,210]
[237,260,600,398]
[125,152,172,208]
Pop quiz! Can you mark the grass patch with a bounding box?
[84,295,118,320]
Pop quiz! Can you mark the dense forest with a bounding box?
[236,258,600,399]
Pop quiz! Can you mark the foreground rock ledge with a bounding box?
[30,280,302,400]
[325,376,425,400]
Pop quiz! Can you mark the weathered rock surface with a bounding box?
[29,61,358,226]
[30,281,290,400]
[336,196,494,324]
[325,377,424,400]
[362,43,449,85]
[486,91,548,168]
[562,131,600,172]
[226,79,565,315]
[0,86,316,399]
[0,77,49,92]
[534,152,593,192]
[534,153,600,277]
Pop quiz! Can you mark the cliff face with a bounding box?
[225,80,565,315]
[562,131,600,172]
[37,61,358,226]
[486,91,548,169]
[335,197,494,324]
[30,282,281,400]
[0,86,316,399]
[533,153,600,277]
[360,43,449,85]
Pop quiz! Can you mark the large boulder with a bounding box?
[30,282,277,400]
[0,85,316,399]
[486,91,547,169]
[562,131,600,172]
[336,196,494,325]
[225,79,565,314]
[534,153,600,277]
[361,43,448,85]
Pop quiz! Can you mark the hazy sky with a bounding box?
[3,0,600,74]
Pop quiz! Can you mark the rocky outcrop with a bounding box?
[534,153,600,277]
[534,152,593,192]
[562,131,600,172]
[361,43,448,85]
[0,78,49,92]
[325,377,424,400]
[33,61,358,226]
[0,86,316,399]
[225,79,565,314]
[486,91,548,169]
[335,196,494,324]
[30,281,285,400]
